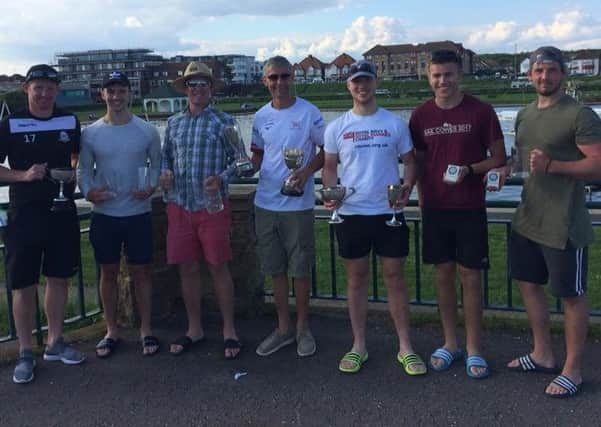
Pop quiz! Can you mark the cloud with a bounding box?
[467,21,518,47]
[123,17,143,28]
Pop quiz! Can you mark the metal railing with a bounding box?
[0,206,101,344]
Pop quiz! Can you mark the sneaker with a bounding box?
[43,337,86,365]
[13,350,36,384]
[256,329,295,356]
[296,329,316,357]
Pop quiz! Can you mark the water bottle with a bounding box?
[204,188,224,214]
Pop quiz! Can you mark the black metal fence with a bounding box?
[2,182,601,344]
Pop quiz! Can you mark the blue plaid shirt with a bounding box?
[160,106,237,211]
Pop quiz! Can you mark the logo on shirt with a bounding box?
[424,122,472,137]
[290,121,301,130]
[58,131,71,143]
[342,129,391,142]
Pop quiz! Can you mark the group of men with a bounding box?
[1,45,599,399]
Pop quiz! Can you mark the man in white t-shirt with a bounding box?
[322,61,425,375]
[251,56,325,357]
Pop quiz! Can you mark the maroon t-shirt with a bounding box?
[409,94,503,210]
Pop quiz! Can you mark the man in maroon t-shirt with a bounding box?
[409,50,505,379]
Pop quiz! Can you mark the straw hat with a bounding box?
[173,61,214,93]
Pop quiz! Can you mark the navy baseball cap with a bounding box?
[347,60,377,81]
[24,64,60,83]
[102,70,130,88]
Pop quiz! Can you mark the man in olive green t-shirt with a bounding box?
[496,46,601,399]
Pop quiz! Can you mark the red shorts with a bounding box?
[166,202,232,265]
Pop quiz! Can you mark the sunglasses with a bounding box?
[349,61,376,76]
[266,73,291,81]
[186,79,210,89]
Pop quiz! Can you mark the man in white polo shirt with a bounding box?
[251,55,325,357]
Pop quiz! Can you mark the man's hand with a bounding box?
[86,187,114,203]
[396,183,413,208]
[132,187,156,200]
[529,149,551,174]
[22,163,47,182]
[289,168,311,192]
[159,169,174,190]
[485,165,511,191]
[204,175,222,191]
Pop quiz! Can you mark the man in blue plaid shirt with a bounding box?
[159,61,242,359]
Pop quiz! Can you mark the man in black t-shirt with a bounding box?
[0,64,85,384]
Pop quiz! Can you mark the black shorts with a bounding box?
[510,231,587,298]
[335,214,409,259]
[5,202,80,290]
[89,212,153,265]
[421,208,489,270]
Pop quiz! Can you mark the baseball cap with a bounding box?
[347,60,377,81]
[102,70,131,88]
[24,64,60,83]
[529,46,565,70]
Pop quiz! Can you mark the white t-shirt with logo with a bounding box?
[252,97,325,211]
[324,108,413,215]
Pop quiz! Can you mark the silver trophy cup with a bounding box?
[281,148,305,197]
[50,167,75,212]
[224,124,254,177]
[317,185,356,224]
[386,184,404,227]
[510,146,530,179]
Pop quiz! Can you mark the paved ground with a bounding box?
[1,313,600,427]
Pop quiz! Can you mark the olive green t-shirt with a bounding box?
[513,95,601,250]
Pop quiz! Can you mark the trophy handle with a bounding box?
[343,187,356,201]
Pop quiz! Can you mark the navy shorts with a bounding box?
[421,208,489,270]
[89,212,153,265]
[5,201,80,290]
[510,231,587,298]
[335,214,409,259]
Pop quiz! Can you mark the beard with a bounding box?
[536,82,562,97]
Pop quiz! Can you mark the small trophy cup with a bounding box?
[486,171,500,191]
[50,167,75,212]
[316,185,355,224]
[443,164,461,183]
[281,148,305,197]
[224,124,254,177]
[386,184,404,227]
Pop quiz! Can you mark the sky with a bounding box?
[1,0,601,75]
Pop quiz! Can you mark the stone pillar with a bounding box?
[116,187,265,326]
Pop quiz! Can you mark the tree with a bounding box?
[1,89,26,111]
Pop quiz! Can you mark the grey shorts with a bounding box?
[254,206,315,278]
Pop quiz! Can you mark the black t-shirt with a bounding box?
[0,108,80,206]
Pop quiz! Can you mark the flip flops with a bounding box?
[465,354,491,379]
[95,337,119,359]
[507,354,560,374]
[338,351,369,373]
[546,375,582,399]
[429,347,464,372]
[142,336,160,356]
[224,338,243,360]
[397,352,427,376]
[169,335,206,356]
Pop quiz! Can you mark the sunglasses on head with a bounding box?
[186,79,210,88]
[27,70,59,81]
[266,73,291,81]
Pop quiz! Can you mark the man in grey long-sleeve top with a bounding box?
[78,71,161,358]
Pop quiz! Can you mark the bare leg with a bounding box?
[207,261,239,358]
[129,264,155,355]
[458,265,485,376]
[97,263,120,357]
[507,281,556,369]
[380,257,413,355]
[45,277,69,346]
[545,295,588,396]
[170,261,204,354]
[431,262,459,369]
[293,276,311,332]
[339,256,369,372]
[271,272,291,333]
[13,286,37,352]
